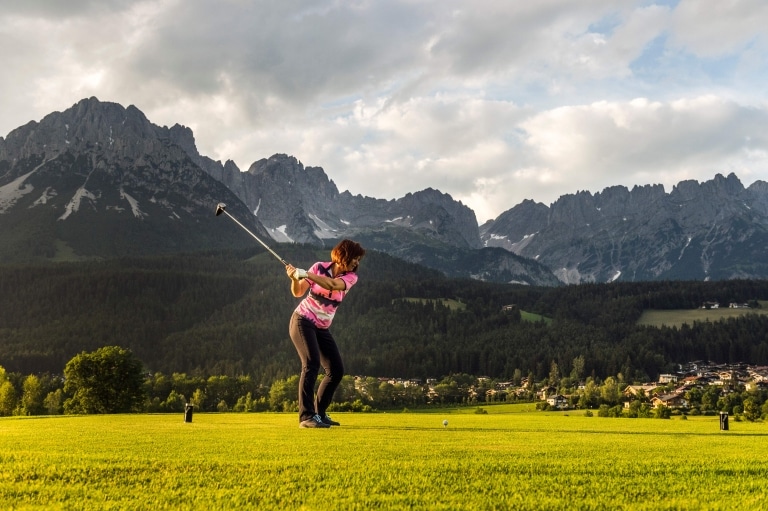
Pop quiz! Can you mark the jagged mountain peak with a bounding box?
[0,99,553,284]
[749,180,768,194]
[1,97,169,165]
[627,183,666,205]
[671,172,745,199]
[404,187,446,200]
[243,154,339,200]
[247,153,301,174]
[9,98,768,286]
[0,98,270,262]
[479,199,549,254]
[400,187,475,218]
[11,101,505,280]
[207,151,483,251]
[167,124,198,156]
[482,172,768,283]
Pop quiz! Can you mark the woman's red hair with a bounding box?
[331,239,365,271]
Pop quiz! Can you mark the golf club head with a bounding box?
[215,203,227,216]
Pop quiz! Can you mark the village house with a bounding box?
[514,387,531,398]
[713,371,738,387]
[748,367,768,381]
[680,375,710,387]
[537,385,557,400]
[623,384,658,398]
[658,374,678,384]
[745,380,768,392]
[651,393,688,409]
[546,394,568,410]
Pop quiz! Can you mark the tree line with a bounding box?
[3,346,768,422]
[2,248,768,388]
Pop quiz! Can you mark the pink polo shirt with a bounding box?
[294,262,358,329]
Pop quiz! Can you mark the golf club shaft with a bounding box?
[220,210,287,266]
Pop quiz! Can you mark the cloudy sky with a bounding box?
[2,0,767,222]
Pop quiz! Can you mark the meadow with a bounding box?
[2,405,767,510]
[637,301,768,328]
[400,297,467,311]
[520,310,552,324]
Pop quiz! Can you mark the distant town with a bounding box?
[359,361,768,416]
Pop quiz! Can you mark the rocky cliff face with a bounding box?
[0,98,556,285]
[0,97,268,261]
[5,97,766,285]
[481,173,768,283]
[201,153,483,250]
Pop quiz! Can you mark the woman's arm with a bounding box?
[304,271,347,292]
[286,264,310,297]
[287,263,348,293]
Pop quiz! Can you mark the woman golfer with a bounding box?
[286,239,365,428]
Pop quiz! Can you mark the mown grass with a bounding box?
[2,407,767,510]
[520,310,552,324]
[637,302,768,327]
[400,297,466,311]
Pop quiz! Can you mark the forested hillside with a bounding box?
[2,247,768,383]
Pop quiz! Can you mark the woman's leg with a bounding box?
[288,313,321,422]
[315,328,345,417]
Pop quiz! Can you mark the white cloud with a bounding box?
[520,95,768,201]
[671,0,768,58]
[2,0,768,221]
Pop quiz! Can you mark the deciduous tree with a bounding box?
[63,346,146,414]
[18,374,44,416]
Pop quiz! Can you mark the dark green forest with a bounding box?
[2,245,768,386]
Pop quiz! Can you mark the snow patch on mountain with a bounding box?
[32,187,57,206]
[0,158,52,212]
[0,170,36,213]
[59,187,97,221]
[120,188,145,219]
[309,213,338,239]
[554,267,584,285]
[269,225,294,243]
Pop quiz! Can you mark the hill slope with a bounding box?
[0,98,267,262]
[2,251,768,382]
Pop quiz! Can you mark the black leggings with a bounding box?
[288,312,345,422]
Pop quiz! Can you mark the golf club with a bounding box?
[215,203,288,266]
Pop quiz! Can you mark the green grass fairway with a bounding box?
[400,297,466,311]
[520,310,551,324]
[2,409,767,510]
[638,302,768,327]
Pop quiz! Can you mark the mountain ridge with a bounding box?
[0,97,268,261]
[3,97,768,285]
[481,172,768,282]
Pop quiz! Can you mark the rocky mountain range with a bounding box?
[480,174,768,282]
[2,97,767,285]
[0,98,267,261]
